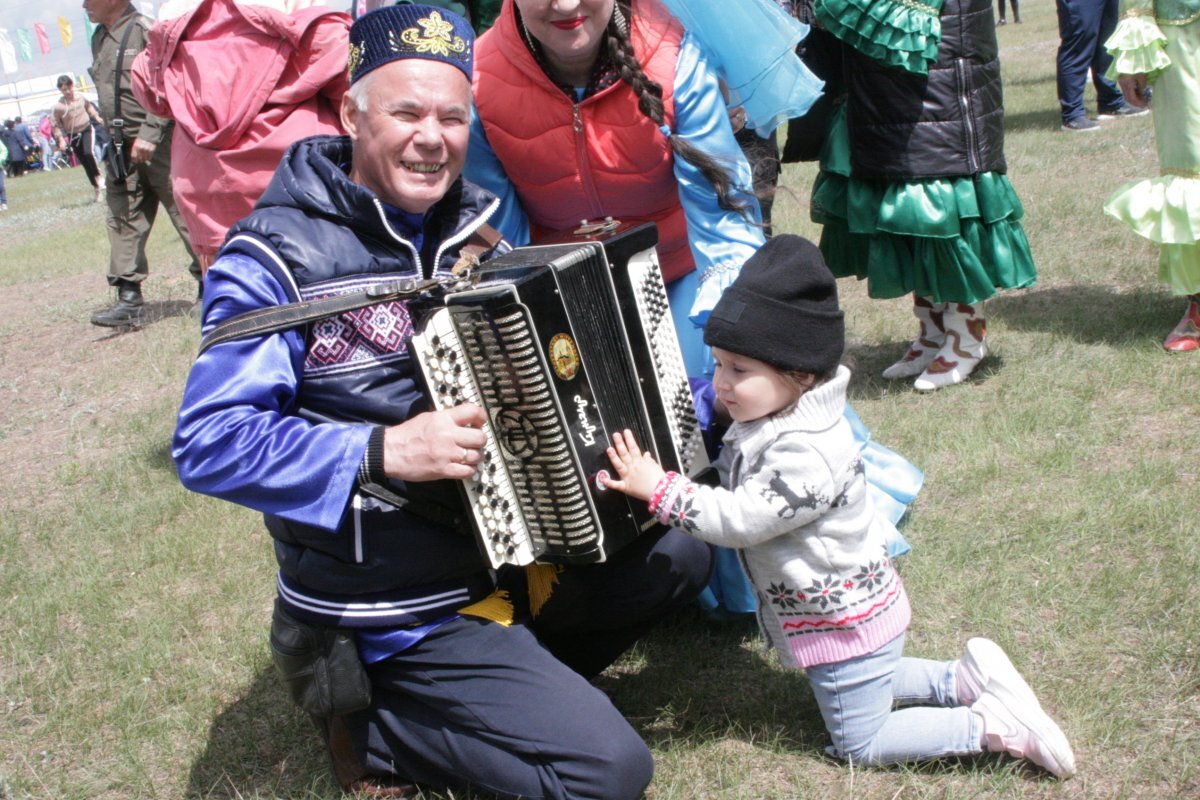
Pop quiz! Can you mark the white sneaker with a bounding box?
[973,681,1076,778]
[956,638,1040,708]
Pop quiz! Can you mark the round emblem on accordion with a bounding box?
[548,333,581,381]
[493,408,538,459]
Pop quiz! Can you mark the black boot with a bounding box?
[91,280,144,327]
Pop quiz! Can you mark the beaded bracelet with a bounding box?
[648,472,676,516]
[656,472,686,526]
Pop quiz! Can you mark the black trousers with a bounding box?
[67,126,102,188]
[348,528,714,800]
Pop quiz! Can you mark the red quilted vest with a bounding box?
[473,0,693,282]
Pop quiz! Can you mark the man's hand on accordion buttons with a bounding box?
[383,403,488,482]
[601,429,666,503]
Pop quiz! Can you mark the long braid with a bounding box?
[606,1,750,217]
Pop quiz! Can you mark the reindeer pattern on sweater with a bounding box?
[654,367,911,668]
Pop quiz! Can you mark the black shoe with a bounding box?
[997,17,1006,24]
[1061,115,1100,132]
[91,281,144,327]
[1098,102,1150,119]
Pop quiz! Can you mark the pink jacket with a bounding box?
[132,0,350,264]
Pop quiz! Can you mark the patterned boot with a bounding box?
[882,296,946,379]
[913,302,987,391]
[1162,295,1200,353]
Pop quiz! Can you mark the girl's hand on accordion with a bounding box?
[383,403,488,482]
[601,429,665,503]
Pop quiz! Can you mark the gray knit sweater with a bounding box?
[654,366,911,668]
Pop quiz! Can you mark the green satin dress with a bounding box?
[1104,0,1200,295]
[809,0,1038,304]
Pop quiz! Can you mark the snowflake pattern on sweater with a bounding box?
[650,367,910,668]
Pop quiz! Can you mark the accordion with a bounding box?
[410,223,708,569]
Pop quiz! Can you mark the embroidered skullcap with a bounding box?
[704,235,844,374]
[348,4,474,84]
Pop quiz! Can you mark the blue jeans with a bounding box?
[806,633,984,766]
[1055,0,1123,121]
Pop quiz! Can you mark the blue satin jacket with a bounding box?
[172,135,505,628]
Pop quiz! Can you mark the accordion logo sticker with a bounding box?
[493,408,538,459]
[548,333,581,381]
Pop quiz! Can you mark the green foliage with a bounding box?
[1,6,1196,798]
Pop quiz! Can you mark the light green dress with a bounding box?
[809,0,1037,305]
[1104,0,1200,295]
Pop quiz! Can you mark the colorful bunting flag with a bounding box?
[15,28,32,62]
[34,22,51,54]
[0,29,17,75]
[84,15,98,40]
[58,16,73,48]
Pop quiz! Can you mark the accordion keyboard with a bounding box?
[412,307,538,568]
[625,251,707,475]
[413,302,604,568]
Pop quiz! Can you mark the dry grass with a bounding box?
[1,2,1198,798]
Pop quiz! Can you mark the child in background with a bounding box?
[600,235,1076,777]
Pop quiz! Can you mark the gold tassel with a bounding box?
[526,563,562,619]
[459,590,514,626]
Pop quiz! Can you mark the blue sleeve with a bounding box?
[465,107,531,247]
[172,253,372,532]
[672,33,767,327]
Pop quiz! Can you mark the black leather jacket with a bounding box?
[843,0,1007,180]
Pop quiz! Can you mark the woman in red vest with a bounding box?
[467,0,764,379]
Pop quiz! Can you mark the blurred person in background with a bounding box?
[52,75,106,200]
[2,121,30,178]
[38,114,60,171]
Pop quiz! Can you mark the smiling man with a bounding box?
[172,5,711,798]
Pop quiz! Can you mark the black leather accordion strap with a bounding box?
[197,277,441,356]
[197,223,505,356]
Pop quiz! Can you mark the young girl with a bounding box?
[601,234,1076,778]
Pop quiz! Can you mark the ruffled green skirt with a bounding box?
[811,104,1038,304]
[1103,20,1200,296]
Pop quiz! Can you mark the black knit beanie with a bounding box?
[703,235,844,374]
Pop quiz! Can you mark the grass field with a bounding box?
[1,3,1197,798]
